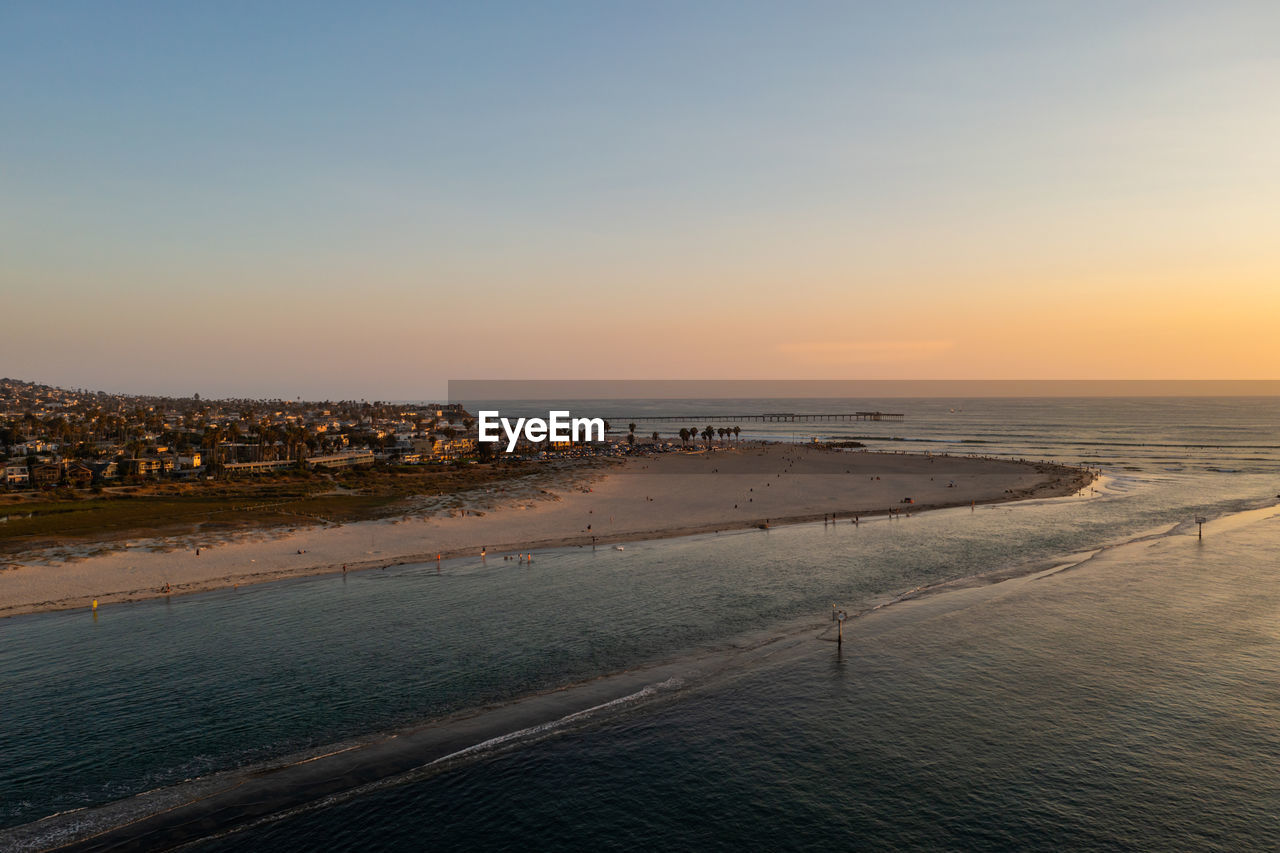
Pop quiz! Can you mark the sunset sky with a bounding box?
[3,2,1278,400]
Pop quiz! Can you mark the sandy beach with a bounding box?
[0,444,1093,618]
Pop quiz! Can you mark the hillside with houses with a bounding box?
[0,378,486,491]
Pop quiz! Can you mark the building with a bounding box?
[120,457,163,478]
[65,462,94,488]
[309,451,375,470]
[222,459,294,475]
[411,437,476,461]
[32,463,62,488]
[3,464,30,488]
[91,460,119,481]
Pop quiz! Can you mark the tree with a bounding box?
[202,425,224,466]
[651,431,660,443]
[733,426,741,441]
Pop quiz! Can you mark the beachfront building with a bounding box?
[222,459,294,475]
[32,463,62,488]
[310,451,375,470]
[3,464,30,488]
[221,451,374,475]
[120,458,163,478]
[65,462,94,488]
[434,438,476,461]
[91,460,119,481]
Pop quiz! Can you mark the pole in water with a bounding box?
[1195,516,1206,540]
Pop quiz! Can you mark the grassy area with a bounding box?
[0,461,574,555]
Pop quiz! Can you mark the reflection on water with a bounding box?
[203,508,1280,851]
[3,397,1280,849]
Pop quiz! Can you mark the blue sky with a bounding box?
[4,2,1278,399]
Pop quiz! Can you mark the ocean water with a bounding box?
[2,398,1279,850]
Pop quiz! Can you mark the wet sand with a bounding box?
[0,444,1094,618]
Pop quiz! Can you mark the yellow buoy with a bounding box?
[92,599,98,610]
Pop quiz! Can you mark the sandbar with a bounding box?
[0,444,1094,618]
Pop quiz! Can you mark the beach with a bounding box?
[0,444,1092,618]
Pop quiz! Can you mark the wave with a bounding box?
[1,670,698,851]
[11,494,1280,852]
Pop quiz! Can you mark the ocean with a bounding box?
[3,397,1279,850]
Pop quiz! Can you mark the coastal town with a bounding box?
[0,378,744,492]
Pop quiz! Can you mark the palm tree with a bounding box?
[679,428,689,446]
[651,431,660,444]
[289,425,310,464]
[733,426,741,441]
[202,425,224,466]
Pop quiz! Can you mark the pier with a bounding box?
[602,412,904,423]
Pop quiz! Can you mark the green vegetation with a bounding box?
[0,462,550,555]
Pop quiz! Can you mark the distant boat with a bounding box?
[614,545,625,551]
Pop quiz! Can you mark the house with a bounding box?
[120,457,162,478]
[91,460,119,481]
[32,463,62,488]
[65,462,94,488]
[433,438,476,461]
[3,464,30,488]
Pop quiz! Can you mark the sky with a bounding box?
[3,1,1278,400]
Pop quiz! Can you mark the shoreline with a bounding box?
[6,488,1134,851]
[0,445,1096,619]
